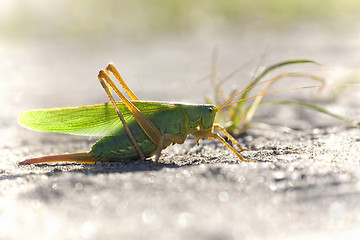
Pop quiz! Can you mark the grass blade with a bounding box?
[241,59,320,100]
[261,100,357,125]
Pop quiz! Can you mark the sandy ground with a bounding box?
[1,27,360,239]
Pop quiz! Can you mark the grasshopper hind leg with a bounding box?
[98,70,146,160]
[105,64,139,101]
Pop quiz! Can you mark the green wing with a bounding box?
[18,101,176,136]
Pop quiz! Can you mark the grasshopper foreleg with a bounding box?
[213,124,246,151]
[193,131,252,162]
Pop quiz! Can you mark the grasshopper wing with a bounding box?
[18,101,175,136]
[18,102,133,136]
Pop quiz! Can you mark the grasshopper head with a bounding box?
[182,104,218,132]
[200,105,218,131]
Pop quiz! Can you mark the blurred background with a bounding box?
[1,0,360,41]
[2,2,360,239]
[1,0,360,145]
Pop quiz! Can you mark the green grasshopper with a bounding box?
[18,64,358,165]
[18,64,250,164]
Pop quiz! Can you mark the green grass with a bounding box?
[205,57,358,135]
